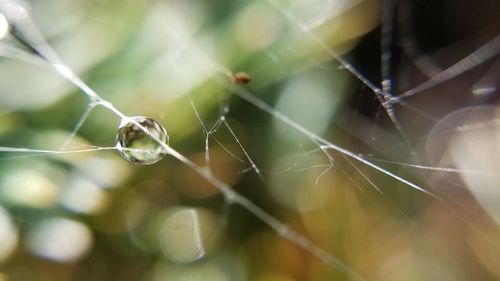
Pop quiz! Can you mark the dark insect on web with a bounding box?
[230,71,251,85]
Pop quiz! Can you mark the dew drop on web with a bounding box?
[115,116,169,165]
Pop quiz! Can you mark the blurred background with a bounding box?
[1,0,500,280]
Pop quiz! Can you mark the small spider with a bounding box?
[230,71,251,85]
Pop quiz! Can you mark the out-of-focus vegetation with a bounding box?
[1,0,500,280]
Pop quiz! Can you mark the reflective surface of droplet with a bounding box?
[0,12,9,39]
[116,116,168,165]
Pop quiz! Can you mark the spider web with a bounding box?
[1,0,500,280]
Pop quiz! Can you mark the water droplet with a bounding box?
[115,116,169,165]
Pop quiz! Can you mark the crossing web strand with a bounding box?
[1,0,500,281]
